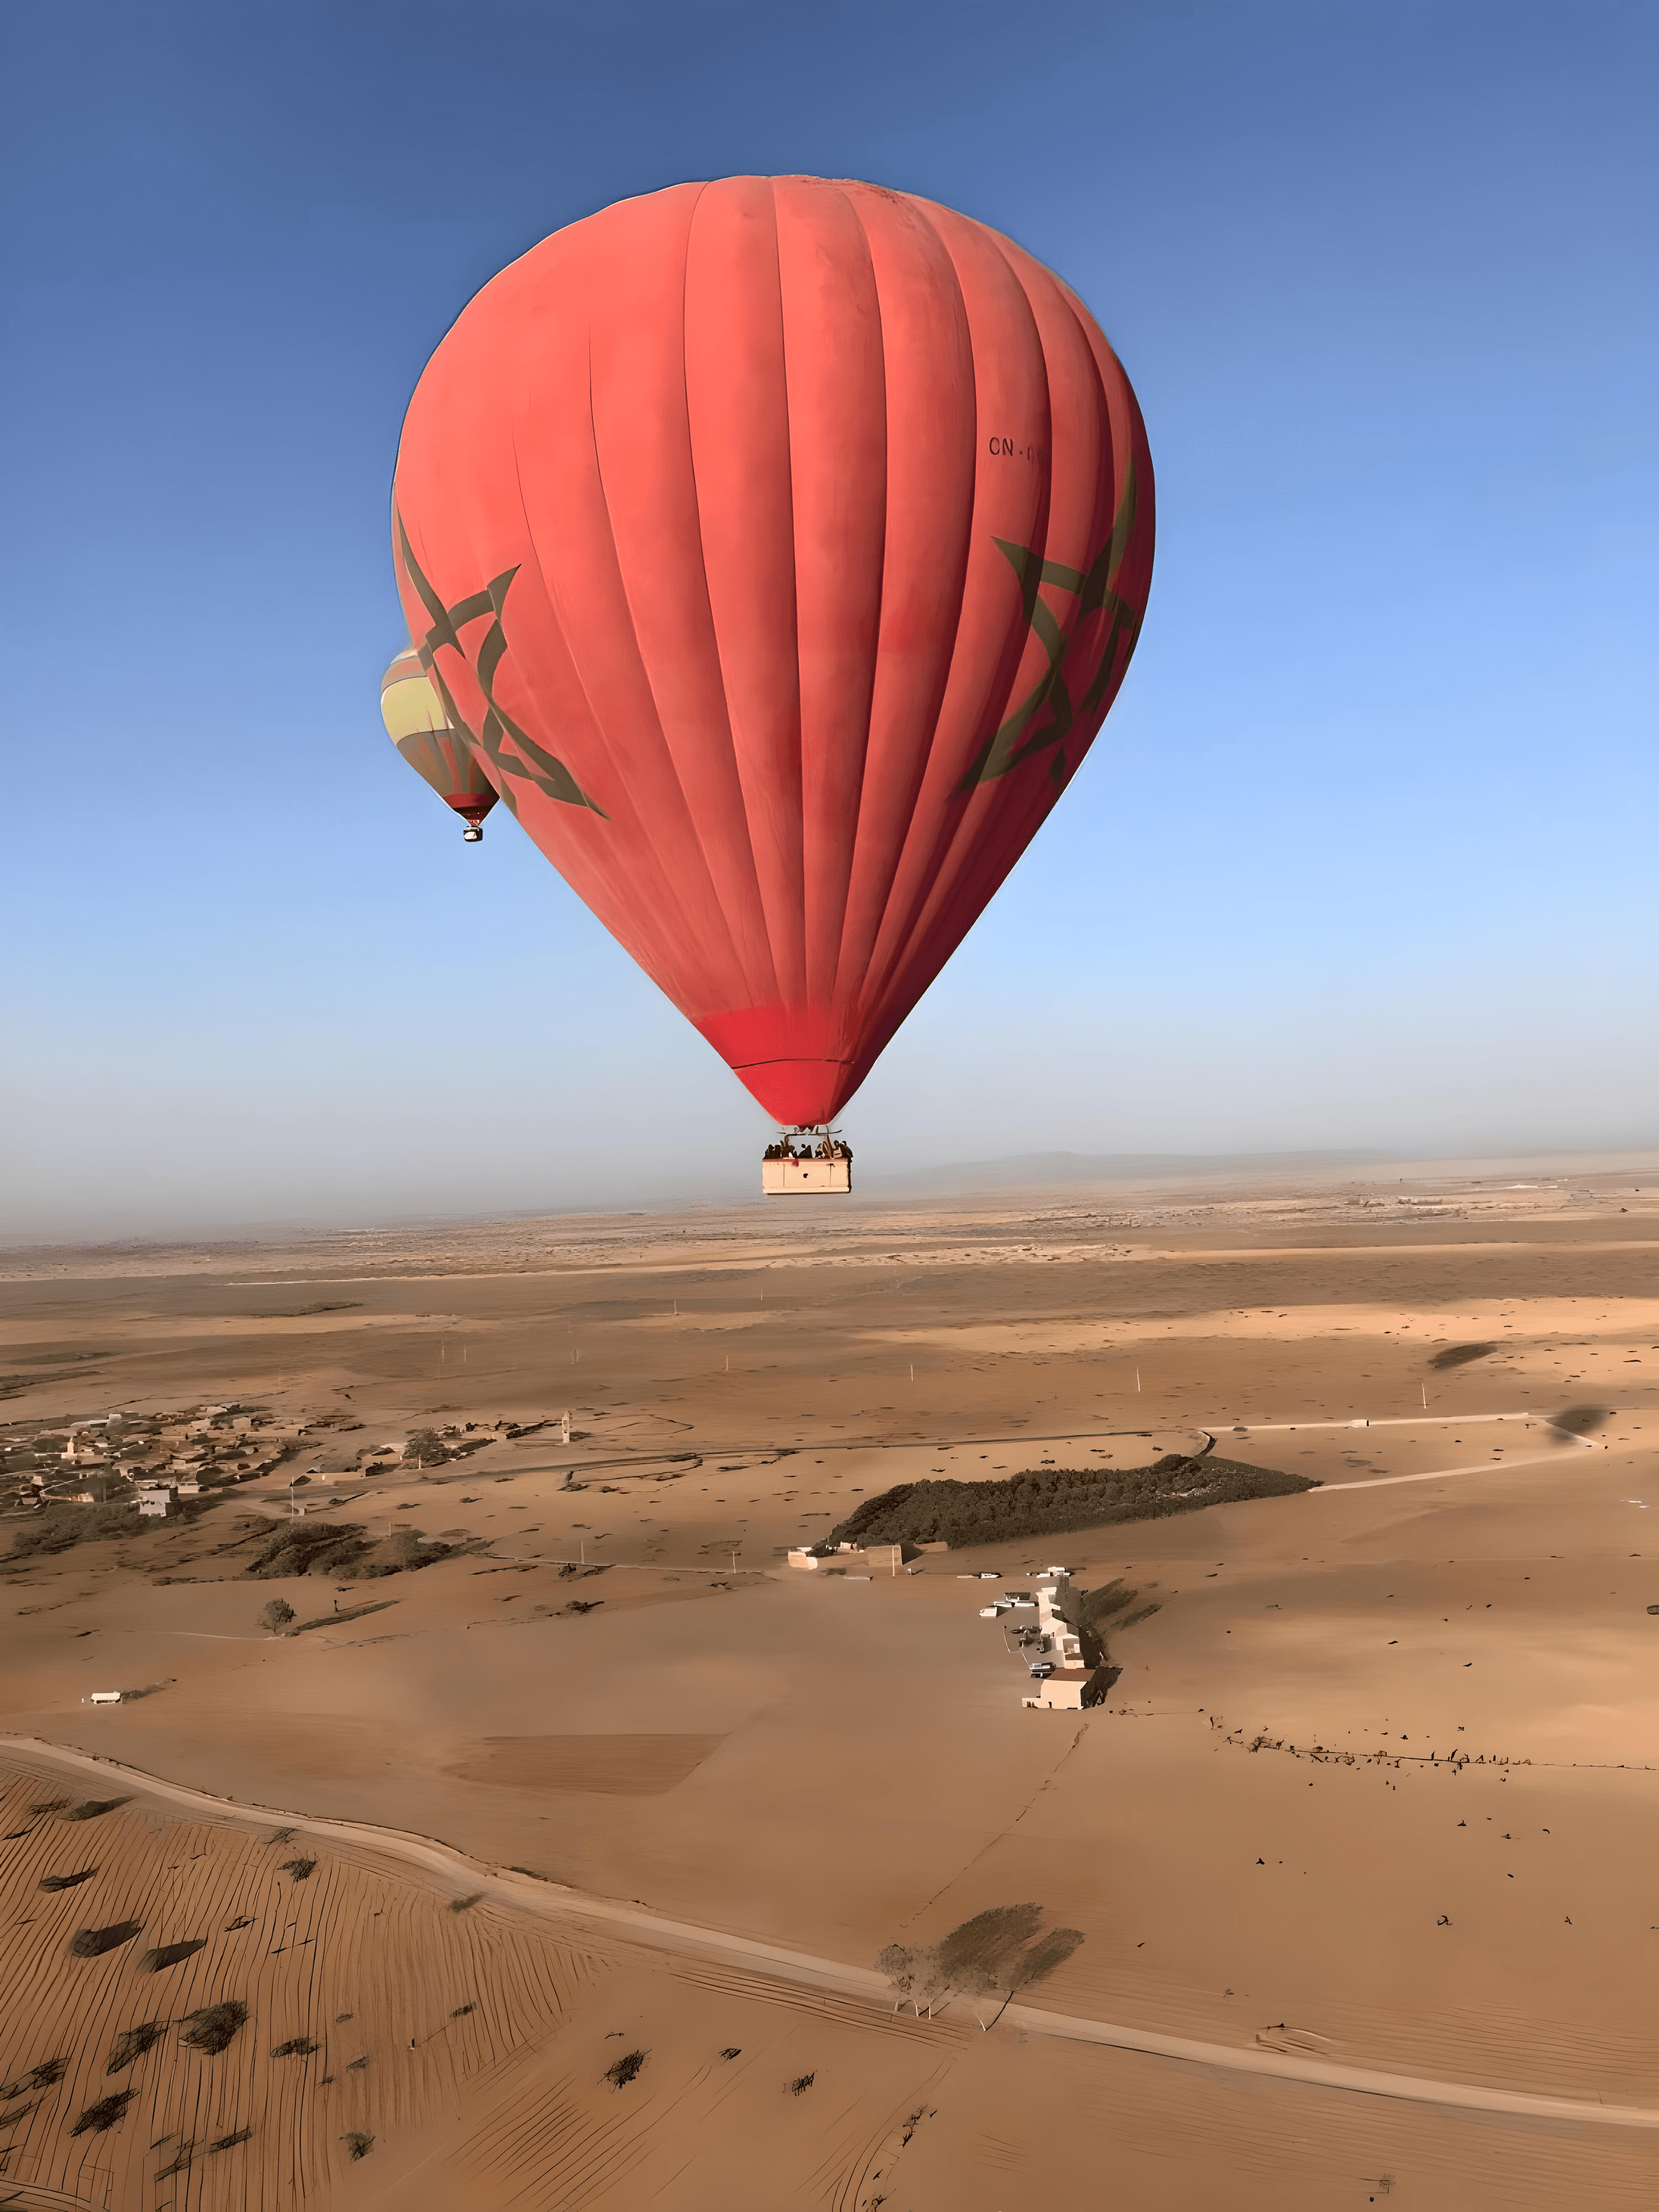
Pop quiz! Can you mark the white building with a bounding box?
[788,1541,902,1574]
[1011,1567,1093,1710]
[1022,1668,1092,1710]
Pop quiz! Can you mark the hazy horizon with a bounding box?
[5,1,1654,1239]
[7,1138,1658,1250]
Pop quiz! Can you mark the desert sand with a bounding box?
[3,1150,1659,2208]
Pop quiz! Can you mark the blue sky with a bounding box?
[4,1,1655,1234]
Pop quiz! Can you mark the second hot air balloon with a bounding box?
[391,176,1154,1174]
[379,647,498,841]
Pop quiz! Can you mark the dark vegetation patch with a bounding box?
[39,1868,97,1892]
[342,2131,374,2159]
[63,1797,129,1822]
[450,2004,473,2017]
[107,2023,165,2072]
[719,2047,740,2060]
[561,1599,603,1615]
[280,1858,316,1881]
[878,1903,1084,2021]
[271,2036,319,2058]
[211,2126,253,2152]
[245,1522,371,1579]
[1,2059,66,2096]
[70,1919,143,1958]
[70,2088,136,2135]
[1429,1342,1498,1369]
[289,1598,398,1635]
[450,1892,484,1913]
[141,1938,207,1972]
[603,2049,646,2089]
[7,1499,217,1561]
[829,1455,1314,1550]
[243,1518,476,1582]
[180,2001,248,2056]
[28,1798,70,1815]
[789,2072,816,2095]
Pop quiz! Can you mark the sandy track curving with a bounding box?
[7,1734,1658,2135]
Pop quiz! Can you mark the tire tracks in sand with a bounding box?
[4,1733,1657,2135]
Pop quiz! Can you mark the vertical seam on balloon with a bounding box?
[767,176,808,1019]
[871,253,1107,1077]
[681,181,782,1010]
[580,215,753,993]
[837,196,975,1037]
[825,184,896,1024]
[875,234,1058,1016]
[507,327,740,991]
[858,222,1047,1029]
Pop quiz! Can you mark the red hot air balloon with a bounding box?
[380,647,498,841]
[392,176,1153,1144]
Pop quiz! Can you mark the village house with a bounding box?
[787,1541,904,1574]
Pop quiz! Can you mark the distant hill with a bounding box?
[863,1147,1400,1194]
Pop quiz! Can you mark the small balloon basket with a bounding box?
[760,1128,852,1196]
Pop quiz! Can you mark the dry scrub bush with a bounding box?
[180,2001,248,2056]
[107,2023,165,2073]
[69,1920,143,1959]
[70,2089,135,2135]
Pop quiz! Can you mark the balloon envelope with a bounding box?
[379,648,498,829]
[393,177,1154,1123]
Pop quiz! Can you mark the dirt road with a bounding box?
[7,1732,1657,2132]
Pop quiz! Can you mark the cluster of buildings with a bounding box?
[2,1404,547,1520]
[974,1566,1094,1709]
[2,1404,286,1515]
[784,1541,1098,1712]
[786,1539,909,1575]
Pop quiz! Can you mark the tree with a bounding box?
[877,1906,1086,2030]
[875,1943,917,2014]
[258,1598,295,1634]
[403,1430,448,1467]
